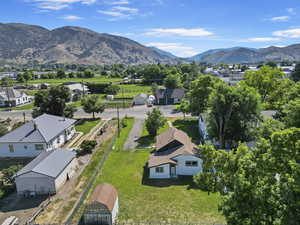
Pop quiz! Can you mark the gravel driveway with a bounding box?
[123,118,144,151]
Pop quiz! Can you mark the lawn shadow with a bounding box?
[136,135,155,148]
[142,164,199,189]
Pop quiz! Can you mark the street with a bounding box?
[0,105,183,121]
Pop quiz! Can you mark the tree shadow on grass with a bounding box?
[136,135,155,148]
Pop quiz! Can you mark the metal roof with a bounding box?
[14,149,76,178]
[0,114,76,143]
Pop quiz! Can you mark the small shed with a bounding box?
[84,184,119,225]
[13,149,77,196]
[106,95,114,101]
[133,93,148,105]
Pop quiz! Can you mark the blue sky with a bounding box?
[2,0,300,57]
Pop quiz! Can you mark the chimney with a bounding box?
[33,122,37,130]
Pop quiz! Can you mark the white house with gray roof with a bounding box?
[13,149,78,196]
[0,87,31,107]
[0,114,76,158]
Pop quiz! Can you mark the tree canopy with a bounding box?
[81,95,105,119]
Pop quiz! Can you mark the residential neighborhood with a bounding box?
[0,1,300,225]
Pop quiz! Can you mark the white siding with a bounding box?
[15,172,56,195]
[173,155,203,176]
[54,158,78,190]
[149,164,170,179]
[0,143,48,157]
[111,197,119,224]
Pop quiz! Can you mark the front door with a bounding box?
[170,166,176,178]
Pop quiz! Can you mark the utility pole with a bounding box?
[23,112,26,123]
[122,86,125,109]
[81,80,85,97]
[117,105,120,137]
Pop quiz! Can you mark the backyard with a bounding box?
[89,117,224,224]
[75,119,102,135]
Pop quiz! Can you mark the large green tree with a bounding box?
[195,128,300,225]
[163,73,182,89]
[208,83,261,148]
[81,95,105,119]
[33,86,75,117]
[188,75,218,115]
[242,66,284,103]
[291,63,300,82]
[145,108,166,136]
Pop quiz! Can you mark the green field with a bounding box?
[117,84,152,98]
[75,119,102,135]
[27,76,122,85]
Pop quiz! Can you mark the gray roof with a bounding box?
[155,88,185,99]
[0,114,76,143]
[14,149,76,178]
[0,87,25,100]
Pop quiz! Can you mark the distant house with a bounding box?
[133,93,148,105]
[154,88,185,105]
[13,149,77,196]
[0,114,76,158]
[64,83,89,101]
[0,87,30,107]
[84,183,119,225]
[147,127,202,179]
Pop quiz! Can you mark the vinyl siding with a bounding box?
[149,164,170,179]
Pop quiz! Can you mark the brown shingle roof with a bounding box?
[148,127,199,168]
[88,184,118,212]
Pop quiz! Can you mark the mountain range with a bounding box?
[0,23,180,65]
[1,23,300,65]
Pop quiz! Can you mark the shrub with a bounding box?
[79,140,97,155]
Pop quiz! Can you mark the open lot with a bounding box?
[75,118,102,135]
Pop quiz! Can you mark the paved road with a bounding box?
[123,118,144,151]
[0,105,183,121]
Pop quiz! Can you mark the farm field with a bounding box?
[116,84,152,98]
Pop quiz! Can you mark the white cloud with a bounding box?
[144,28,213,37]
[270,16,290,22]
[109,0,129,5]
[240,37,282,42]
[27,0,96,10]
[147,42,198,57]
[98,5,138,20]
[61,15,83,20]
[287,8,296,15]
[273,28,300,38]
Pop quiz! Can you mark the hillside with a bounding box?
[189,45,300,64]
[0,23,179,65]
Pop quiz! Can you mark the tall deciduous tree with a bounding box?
[291,63,300,82]
[163,73,182,89]
[145,108,166,136]
[33,86,74,117]
[242,65,284,103]
[208,83,261,148]
[188,75,218,115]
[81,95,105,119]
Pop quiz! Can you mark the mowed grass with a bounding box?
[113,117,134,151]
[95,149,225,224]
[117,84,152,98]
[27,76,122,85]
[75,119,102,135]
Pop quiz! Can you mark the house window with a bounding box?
[35,144,44,151]
[24,145,28,149]
[8,145,14,152]
[57,137,61,144]
[155,167,164,173]
[185,161,198,167]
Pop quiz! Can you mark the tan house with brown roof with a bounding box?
[148,127,203,179]
[83,183,119,225]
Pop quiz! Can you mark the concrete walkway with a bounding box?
[123,118,144,151]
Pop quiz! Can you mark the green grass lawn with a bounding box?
[27,76,122,85]
[117,84,152,98]
[94,148,225,224]
[137,121,170,147]
[172,118,201,144]
[75,119,102,135]
[113,117,134,151]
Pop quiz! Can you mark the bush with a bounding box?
[79,140,97,155]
